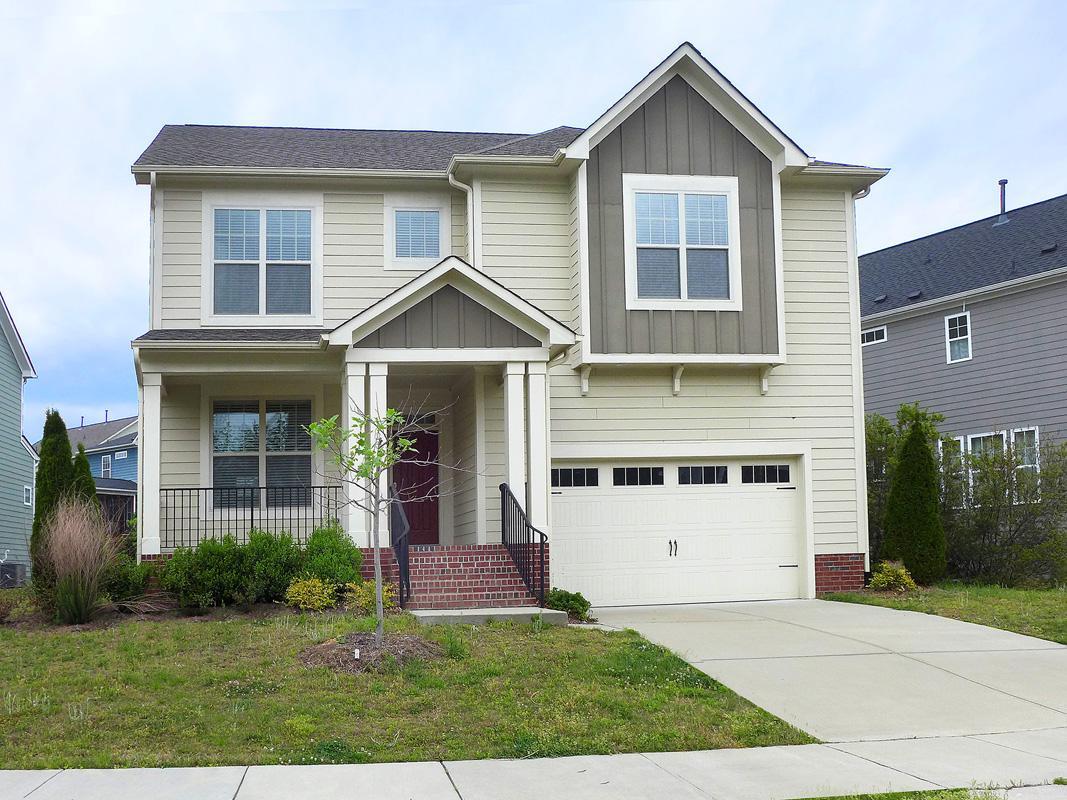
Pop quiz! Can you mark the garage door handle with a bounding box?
[668,539,677,557]
[776,486,797,490]
[779,564,799,568]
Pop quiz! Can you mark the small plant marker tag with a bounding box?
[353,648,360,660]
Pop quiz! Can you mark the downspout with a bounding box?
[149,171,157,329]
[447,168,475,266]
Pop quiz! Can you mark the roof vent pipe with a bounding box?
[105,409,109,422]
[995,179,1009,225]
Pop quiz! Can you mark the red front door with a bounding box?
[393,430,440,545]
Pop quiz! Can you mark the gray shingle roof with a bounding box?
[96,478,137,493]
[134,125,581,172]
[860,193,1067,317]
[135,328,327,343]
[34,416,138,453]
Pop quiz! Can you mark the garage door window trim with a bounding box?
[678,465,729,485]
[612,466,665,487]
[741,464,791,484]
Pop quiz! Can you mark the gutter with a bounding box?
[132,164,447,184]
[447,168,475,267]
[132,340,324,351]
[862,263,1067,324]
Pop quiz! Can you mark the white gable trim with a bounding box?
[0,292,35,379]
[325,256,577,348]
[566,43,808,168]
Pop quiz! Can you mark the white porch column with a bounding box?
[525,361,550,532]
[368,362,389,543]
[341,359,369,546]
[503,361,527,508]
[139,373,162,557]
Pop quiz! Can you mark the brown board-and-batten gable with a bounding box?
[588,74,779,356]
[354,284,540,349]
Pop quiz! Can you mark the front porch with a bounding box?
[135,257,575,608]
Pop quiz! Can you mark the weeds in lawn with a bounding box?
[3,690,51,715]
[66,699,89,721]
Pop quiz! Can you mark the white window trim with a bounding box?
[23,486,32,506]
[101,454,112,479]
[115,450,128,460]
[622,173,743,312]
[200,190,324,327]
[966,429,1006,490]
[383,191,453,271]
[1011,425,1040,475]
[860,325,887,346]
[945,310,972,364]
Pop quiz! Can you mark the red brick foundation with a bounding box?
[814,553,866,593]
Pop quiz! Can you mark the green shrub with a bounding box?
[159,536,244,609]
[867,561,918,593]
[545,587,592,621]
[303,524,362,586]
[285,576,336,611]
[31,409,76,606]
[240,530,304,603]
[45,498,118,624]
[101,553,154,601]
[882,422,946,584]
[159,547,212,610]
[343,580,397,615]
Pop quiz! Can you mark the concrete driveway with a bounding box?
[594,599,1067,742]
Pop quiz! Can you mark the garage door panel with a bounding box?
[551,457,805,606]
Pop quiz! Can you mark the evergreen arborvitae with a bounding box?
[31,409,76,600]
[72,443,99,507]
[882,421,947,584]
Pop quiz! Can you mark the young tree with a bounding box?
[72,443,99,507]
[309,407,438,645]
[31,409,76,601]
[882,421,947,584]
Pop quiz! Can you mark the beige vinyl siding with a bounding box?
[322,189,467,328]
[480,178,573,323]
[451,372,478,544]
[482,373,506,538]
[568,173,582,330]
[159,385,200,488]
[159,190,203,327]
[548,188,862,554]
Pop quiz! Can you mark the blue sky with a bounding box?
[3,0,1066,439]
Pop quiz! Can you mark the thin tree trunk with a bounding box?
[371,482,385,646]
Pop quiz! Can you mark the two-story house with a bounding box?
[860,188,1067,472]
[131,43,886,608]
[0,291,37,587]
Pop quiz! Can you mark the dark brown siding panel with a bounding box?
[354,285,538,349]
[586,74,779,356]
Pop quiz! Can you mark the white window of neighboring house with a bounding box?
[115,450,128,460]
[861,326,887,346]
[945,311,972,363]
[383,192,452,270]
[101,454,112,478]
[211,399,314,509]
[202,192,323,325]
[1012,427,1040,483]
[937,436,967,499]
[24,486,32,506]
[967,430,1006,488]
[622,174,743,312]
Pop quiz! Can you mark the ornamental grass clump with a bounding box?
[45,498,119,624]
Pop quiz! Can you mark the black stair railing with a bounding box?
[499,483,547,606]
[389,484,412,608]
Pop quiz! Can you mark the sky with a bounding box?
[2,0,1066,439]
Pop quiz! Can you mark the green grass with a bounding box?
[801,791,989,800]
[827,583,1067,644]
[0,610,811,768]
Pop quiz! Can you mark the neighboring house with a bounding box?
[0,292,37,587]
[131,43,886,607]
[860,189,1067,472]
[66,415,139,533]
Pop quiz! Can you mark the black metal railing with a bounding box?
[159,486,343,548]
[499,482,547,606]
[389,484,412,608]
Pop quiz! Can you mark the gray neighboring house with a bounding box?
[860,188,1067,465]
[0,291,37,587]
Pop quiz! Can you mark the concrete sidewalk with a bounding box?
[5,730,1067,800]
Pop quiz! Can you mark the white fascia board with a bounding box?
[861,265,1067,325]
[326,256,576,348]
[99,418,139,445]
[578,352,784,366]
[565,43,808,168]
[553,439,812,460]
[22,436,39,463]
[0,292,35,378]
[132,165,446,184]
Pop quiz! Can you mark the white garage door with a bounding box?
[551,459,805,606]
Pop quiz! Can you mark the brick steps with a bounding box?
[407,544,538,610]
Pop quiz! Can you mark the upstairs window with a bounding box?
[212,207,313,318]
[101,454,112,479]
[945,311,971,363]
[623,174,742,312]
[384,193,452,270]
[861,326,887,346]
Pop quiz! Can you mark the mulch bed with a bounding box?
[299,632,444,674]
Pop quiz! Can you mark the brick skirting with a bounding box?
[814,553,866,593]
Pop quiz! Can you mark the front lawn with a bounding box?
[0,610,811,768]
[827,583,1067,644]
